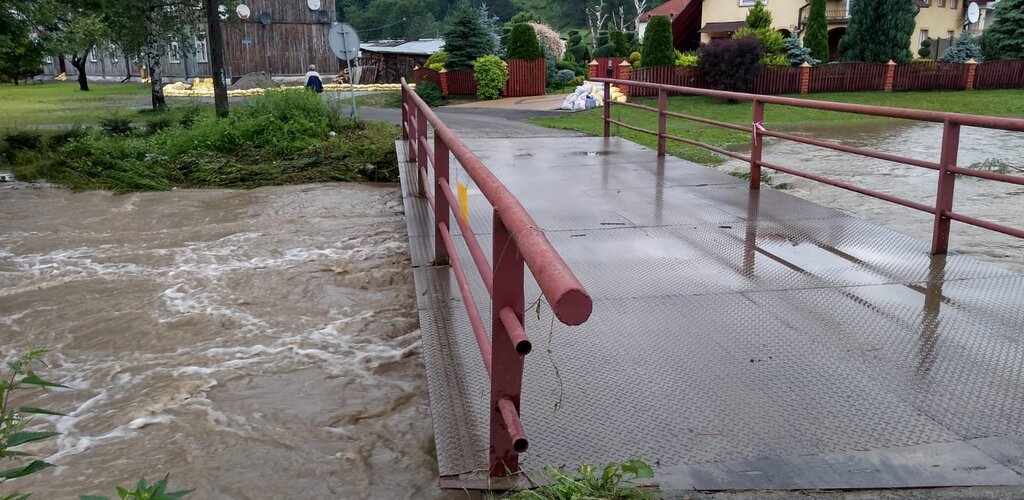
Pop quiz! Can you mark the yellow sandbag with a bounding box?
[457,181,469,227]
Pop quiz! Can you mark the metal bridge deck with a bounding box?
[397,136,1024,491]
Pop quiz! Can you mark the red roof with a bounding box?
[639,0,695,22]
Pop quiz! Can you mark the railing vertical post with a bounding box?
[401,86,409,140]
[750,99,764,189]
[657,89,667,157]
[407,100,417,161]
[603,81,611,138]
[931,119,960,254]
[489,212,525,476]
[416,104,428,168]
[434,135,450,265]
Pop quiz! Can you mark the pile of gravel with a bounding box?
[230,72,280,90]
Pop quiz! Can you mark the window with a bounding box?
[169,41,180,63]
[739,0,760,6]
[44,55,52,64]
[110,46,120,64]
[195,34,208,63]
[950,0,958,7]
[920,29,929,44]
[947,30,955,39]
[89,48,98,63]
[937,0,945,7]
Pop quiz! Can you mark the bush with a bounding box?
[426,50,447,70]
[568,75,585,88]
[145,113,177,135]
[473,55,508,100]
[506,24,542,60]
[733,27,784,55]
[760,53,789,65]
[784,33,820,66]
[675,51,700,67]
[557,59,585,76]
[4,131,43,151]
[99,114,134,136]
[939,32,985,63]
[48,125,88,148]
[609,28,630,57]
[918,38,932,58]
[641,15,675,67]
[556,69,576,87]
[415,81,445,107]
[699,37,764,93]
[593,42,617,58]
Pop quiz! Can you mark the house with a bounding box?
[41,0,339,82]
[641,0,974,62]
[358,39,444,84]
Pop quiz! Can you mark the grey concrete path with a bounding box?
[355,104,578,138]
[398,134,1024,495]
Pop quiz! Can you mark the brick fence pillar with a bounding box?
[965,58,977,90]
[884,60,896,92]
[439,68,449,96]
[589,59,598,79]
[799,62,811,94]
[617,61,632,97]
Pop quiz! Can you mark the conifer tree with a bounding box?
[443,3,494,70]
[745,0,773,30]
[505,23,541,60]
[803,0,829,62]
[983,0,1024,60]
[640,15,674,67]
[838,0,916,63]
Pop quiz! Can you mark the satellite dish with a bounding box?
[235,4,250,20]
[967,2,980,24]
[259,11,272,25]
[328,23,360,61]
[316,10,330,23]
[307,0,321,10]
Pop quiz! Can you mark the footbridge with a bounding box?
[395,78,1024,492]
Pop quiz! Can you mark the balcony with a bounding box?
[798,4,851,29]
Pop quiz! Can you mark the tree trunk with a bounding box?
[144,2,166,109]
[205,0,229,117]
[72,53,89,91]
[122,54,132,82]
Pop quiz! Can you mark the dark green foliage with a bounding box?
[744,0,773,30]
[939,32,985,63]
[699,36,764,93]
[556,69,576,87]
[541,41,558,90]
[593,43,617,58]
[557,59,586,76]
[443,3,495,70]
[48,126,88,148]
[509,10,543,24]
[425,51,447,70]
[507,459,654,500]
[474,55,508,100]
[983,0,1024,59]
[342,0,440,40]
[13,90,400,192]
[0,2,45,84]
[99,115,134,136]
[609,28,630,57]
[582,46,592,63]
[641,15,676,67]
[918,38,932,58]
[506,23,542,60]
[79,474,194,500]
[568,34,583,47]
[839,0,916,63]
[804,0,829,62]
[784,33,820,66]
[145,113,177,135]
[415,81,445,107]
[3,131,42,151]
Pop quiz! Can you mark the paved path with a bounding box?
[398,134,1024,494]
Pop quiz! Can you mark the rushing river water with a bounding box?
[0,184,464,499]
[722,119,1024,272]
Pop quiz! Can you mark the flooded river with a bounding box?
[0,184,459,499]
[724,119,1024,272]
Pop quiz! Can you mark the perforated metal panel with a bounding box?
[397,138,1024,491]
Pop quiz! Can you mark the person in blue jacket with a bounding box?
[305,65,324,93]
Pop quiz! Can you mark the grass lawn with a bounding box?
[0,82,156,127]
[529,89,1024,165]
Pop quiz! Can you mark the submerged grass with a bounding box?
[5,89,399,192]
[530,89,1024,166]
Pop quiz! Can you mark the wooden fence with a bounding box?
[413,67,443,89]
[504,59,546,97]
[622,59,1024,97]
[442,69,477,96]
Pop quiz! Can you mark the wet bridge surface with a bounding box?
[397,135,1024,491]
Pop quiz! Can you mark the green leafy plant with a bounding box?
[593,42,618,59]
[506,24,542,60]
[414,81,445,107]
[674,51,700,67]
[473,55,509,100]
[981,0,1024,60]
[784,33,820,66]
[804,0,829,61]
[733,27,784,55]
[640,15,675,68]
[760,53,790,65]
[744,0,773,30]
[0,348,67,495]
[99,114,134,136]
[79,474,193,500]
[425,51,447,71]
[511,459,655,500]
[47,125,89,148]
[918,38,932,58]
[839,0,916,64]
[699,36,764,93]
[3,131,43,151]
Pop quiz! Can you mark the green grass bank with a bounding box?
[530,89,1024,166]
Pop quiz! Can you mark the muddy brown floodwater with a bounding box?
[0,184,466,499]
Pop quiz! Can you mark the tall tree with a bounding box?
[983,0,1024,60]
[585,0,608,50]
[50,11,107,91]
[0,1,46,84]
[745,0,772,30]
[838,0,915,63]
[640,14,673,67]
[803,0,828,62]
[204,0,227,116]
[442,2,493,69]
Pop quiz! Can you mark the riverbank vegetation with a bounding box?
[2,89,399,192]
[530,89,1024,165]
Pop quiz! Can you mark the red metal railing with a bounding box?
[399,78,593,476]
[595,77,1024,252]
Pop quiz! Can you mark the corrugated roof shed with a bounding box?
[360,39,444,55]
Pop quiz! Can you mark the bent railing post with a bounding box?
[932,120,960,255]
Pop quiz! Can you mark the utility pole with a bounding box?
[205,0,229,117]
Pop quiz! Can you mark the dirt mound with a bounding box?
[230,72,280,90]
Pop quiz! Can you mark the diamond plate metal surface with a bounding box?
[398,137,1024,489]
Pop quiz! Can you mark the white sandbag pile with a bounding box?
[560,81,627,111]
